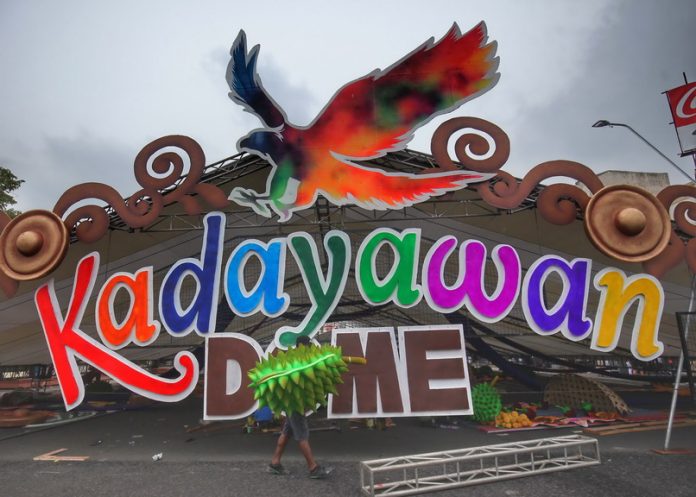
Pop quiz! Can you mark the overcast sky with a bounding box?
[1,0,695,212]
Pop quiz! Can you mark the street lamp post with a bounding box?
[592,120,693,183]
[592,119,694,452]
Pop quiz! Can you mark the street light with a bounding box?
[592,120,693,183]
[595,118,695,452]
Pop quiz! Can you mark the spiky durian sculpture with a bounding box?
[248,344,365,415]
[472,377,502,424]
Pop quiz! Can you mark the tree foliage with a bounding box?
[0,167,24,217]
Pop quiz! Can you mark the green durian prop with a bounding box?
[471,377,502,424]
[248,344,365,415]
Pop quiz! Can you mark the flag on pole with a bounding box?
[666,81,696,156]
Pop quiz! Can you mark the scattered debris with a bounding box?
[0,409,56,428]
[25,411,100,429]
[348,418,395,431]
[309,423,341,433]
[584,418,696,436]
[437,424,460,430]
[652,448,696,455]
[186,420,244,434]
[34,448,89,462]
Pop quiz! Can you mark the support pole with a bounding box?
[664,276,696,450]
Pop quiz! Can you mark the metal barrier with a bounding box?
[359,434,600,497]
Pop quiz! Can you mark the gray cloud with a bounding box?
[501,0,696,184]
[2,0,695,213]
[256,54,318,126]
[202,45,319,129]
[12,132,137,211]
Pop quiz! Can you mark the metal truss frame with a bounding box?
[100,148,540,235]
[359,435,600,497]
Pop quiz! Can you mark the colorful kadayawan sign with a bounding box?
[35,215,665,417]
[0,23,678,419]
[666,81,696,156]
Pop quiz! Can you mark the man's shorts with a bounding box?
[282,412,309,441]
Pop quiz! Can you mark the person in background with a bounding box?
[268,335,331,479]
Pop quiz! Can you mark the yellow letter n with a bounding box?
[591,269,664,361]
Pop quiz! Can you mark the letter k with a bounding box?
[35,252,199,410]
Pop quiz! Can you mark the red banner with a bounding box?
[666,81,696,156]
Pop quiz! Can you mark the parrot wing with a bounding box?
[226,31,286,128]
[306,22,499,161]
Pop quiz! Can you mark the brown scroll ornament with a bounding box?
[476,160,604,225]
[430,117,510,174]
[132,135,230,215]
[642,185,696,277]
[430,117,603,226]
[54,135,229,244]
[431,117,679,270]
[0,135,230,297]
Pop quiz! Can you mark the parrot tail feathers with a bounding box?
[322,163,494,210]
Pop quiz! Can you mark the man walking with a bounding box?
[268,335,331,479]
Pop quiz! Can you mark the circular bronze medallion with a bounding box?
[0,210,69,281]
[584,185,670,262]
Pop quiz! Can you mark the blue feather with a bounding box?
[226,31,284,127]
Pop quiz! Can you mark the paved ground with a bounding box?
[0,397,695,497]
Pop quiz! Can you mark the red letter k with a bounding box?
[35,252,199,410]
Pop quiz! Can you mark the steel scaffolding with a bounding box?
[359,434,600,497]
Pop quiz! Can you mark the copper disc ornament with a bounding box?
[584,185,670,262]
[0,210,69,281]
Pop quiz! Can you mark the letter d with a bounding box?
[160,212,225,336]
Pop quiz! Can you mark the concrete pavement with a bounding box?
[0,397,694,497]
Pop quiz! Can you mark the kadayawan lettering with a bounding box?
[34,212,665,416]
